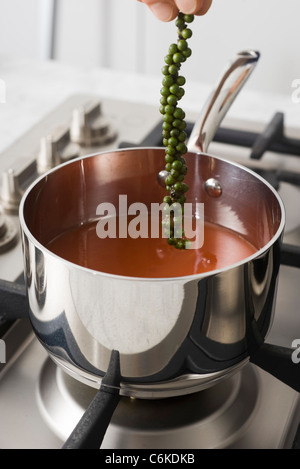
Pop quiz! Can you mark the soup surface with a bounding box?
[46,216,257,278]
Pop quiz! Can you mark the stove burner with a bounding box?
[37,358,259,449]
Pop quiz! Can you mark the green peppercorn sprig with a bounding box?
[159,12,194,250]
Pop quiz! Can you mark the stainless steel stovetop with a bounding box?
[0,95,299,449]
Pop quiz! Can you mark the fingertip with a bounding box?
[175,0,212,16]
[197,0,213,15]
[148,2,179,22]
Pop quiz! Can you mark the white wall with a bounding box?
[0,0,299,96]
[53,0,147,71]
[0,0,56,60]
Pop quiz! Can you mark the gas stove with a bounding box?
[0,94,299,449]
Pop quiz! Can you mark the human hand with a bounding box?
[137,0,212,22]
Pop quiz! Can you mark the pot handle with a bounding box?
[250,343,300,392]
[249,322,300,392]
[188,50,260,154]
[62,350,121,449]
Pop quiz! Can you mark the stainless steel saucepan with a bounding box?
[19,50,299,412]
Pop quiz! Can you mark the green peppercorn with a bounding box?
[162,75,174,87]
[163,196,172,204]
[169,83,180,96]
[169,43,178,54]
[175,239,184,249]
[177,39,188,51]
[175,17,185,29]
[165,145,176,156]
[163,113,173,123]
[165,104,175,114]
[173,52,185,63]
[178,195,186,204]
[177,87,185,99]
[182,28,192,39]
[176,142,187,154]
[170,168,180,178]
[180,164,188,175]
[160,86,169,97]
[168,65,179,76]
[159,12,194,249]
[183,14,194,23]
[173,107,185,119]
[168,136,178,147]
[176,76,186,86]
[183,48,192,58]
[165,154,174,163]
[178,120,187,130]
[181,183,189,193]
[167,94,178,106]
[173,182,184,192]
[162,121,172,131]
[177,131,187,142]
[172,119,182,129]
[170,128,180,138]
[171,160,183,170]
[164,54,173,65]
[165,175,175,186]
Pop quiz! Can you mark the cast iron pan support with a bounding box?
[62,350,121,449]
[0,278,29,320]
[249,319,300,392]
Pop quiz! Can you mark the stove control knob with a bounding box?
[0,169,22,214]
[70,100,117,147]
[37,125,80,174]
[0,207,18,253]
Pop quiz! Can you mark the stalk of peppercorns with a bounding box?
[159,12,194,250]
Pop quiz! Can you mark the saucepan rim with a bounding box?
[19,146,286,282]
